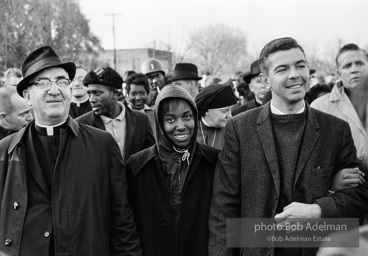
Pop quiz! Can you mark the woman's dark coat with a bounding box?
[126,85,219,256]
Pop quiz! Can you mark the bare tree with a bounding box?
[146,31,192,73]
[187,24,248,77]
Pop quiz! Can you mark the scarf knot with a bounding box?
[173,147,190,165]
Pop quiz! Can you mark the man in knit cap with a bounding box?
[76,66,154,162]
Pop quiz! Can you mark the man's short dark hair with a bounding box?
[126,73,149,94]
[335,43,368,68]
[259,37,305,74]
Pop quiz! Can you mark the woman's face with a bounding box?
[162,99,195,148]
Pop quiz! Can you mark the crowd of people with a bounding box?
[0,36,367,256]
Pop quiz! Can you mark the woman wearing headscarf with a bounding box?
[195,83,237,149]
[125,84,219,256]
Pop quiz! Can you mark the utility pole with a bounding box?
[105,13,123,70]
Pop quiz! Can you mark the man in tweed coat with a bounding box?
[208,37,368,256]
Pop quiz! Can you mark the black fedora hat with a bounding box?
[17,46,76,97]
[171,63,202,81]
[243,60,260,84]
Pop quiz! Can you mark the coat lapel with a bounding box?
[256,104,280,196]
[93,114,106,130]
[25,127,52,196]
[124,107,136,162]
[294,105,320,187]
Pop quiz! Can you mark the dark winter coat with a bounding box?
[0,118,142,256]
[208,102,368,256]
[126,84,220,256]
[76,105,155,163]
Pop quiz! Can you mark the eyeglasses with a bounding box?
[31,78,71,90]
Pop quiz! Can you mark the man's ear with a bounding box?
[111,89,118,99]
[22,90,32,106]
[248,81,255,92]
[0,112,6,120]
[260,73,270,89]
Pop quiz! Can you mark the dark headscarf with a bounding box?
[195,83,237,118]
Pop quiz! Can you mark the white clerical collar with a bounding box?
[201,116,211,127]
[73,97,89,107]
[35,119,68,136]
[270,100,305,115]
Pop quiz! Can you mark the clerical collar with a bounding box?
[270,100,305,115]
[201,116,212,127]
[35,120,68,136]
[73,97,89,107]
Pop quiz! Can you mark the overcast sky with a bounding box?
[79,0,368,60]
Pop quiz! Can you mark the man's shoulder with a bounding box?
[0,132,17,155]
[128,107,150,120]
[74,110,96,124]
[310,93,332,109]
[310,106,349,130]
[232,104,264,123]
[77,122,111,137]
[231,104,247,116]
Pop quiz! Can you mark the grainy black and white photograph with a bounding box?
[0,0,368,255]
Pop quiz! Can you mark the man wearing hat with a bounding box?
[232,60,270,116]
[195,83,237,149]
[140,58,166,107]
[76,66,155,162]
[0,46,142,255]
[171,63,202,99]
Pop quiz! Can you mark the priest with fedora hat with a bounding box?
[171,63,202,99]
[0,46,142,256]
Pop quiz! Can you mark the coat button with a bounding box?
[274,195,278,200]
[4,239,13,246]
[13,202,19,210]
[44,231,50,238]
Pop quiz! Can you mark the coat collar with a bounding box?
[89,105,136,162]
[8,117,80,154]
[328,81,366,137]
[256,102,320,194]
[123,106,136,162]
[329,81,345,102]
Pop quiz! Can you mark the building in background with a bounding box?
[100,48,172,76]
